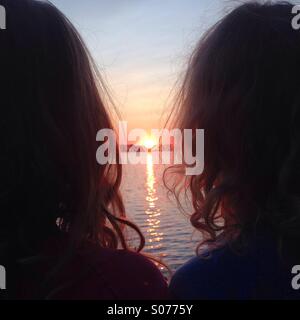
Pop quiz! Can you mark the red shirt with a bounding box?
[16,238,169,300]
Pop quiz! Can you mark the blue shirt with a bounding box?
[170,234,300,300]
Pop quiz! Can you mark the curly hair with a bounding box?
[166,1,300,256]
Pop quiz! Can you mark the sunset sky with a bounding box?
[52,0,227,131]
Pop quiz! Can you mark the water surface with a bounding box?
[121,153,201,272]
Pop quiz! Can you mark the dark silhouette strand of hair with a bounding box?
[0,0,145,298]
[166,1,300,258]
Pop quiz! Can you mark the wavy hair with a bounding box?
[166,1,300,256]
[0,0,145,291]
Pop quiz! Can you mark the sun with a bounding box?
[141,136,157,149]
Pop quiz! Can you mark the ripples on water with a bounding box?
[121,152,201,272]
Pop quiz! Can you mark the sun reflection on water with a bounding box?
[145,153,165,258]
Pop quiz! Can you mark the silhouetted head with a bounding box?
[0,0,144,265]
[169,1,300,253]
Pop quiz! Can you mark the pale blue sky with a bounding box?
[51,0,234,130]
